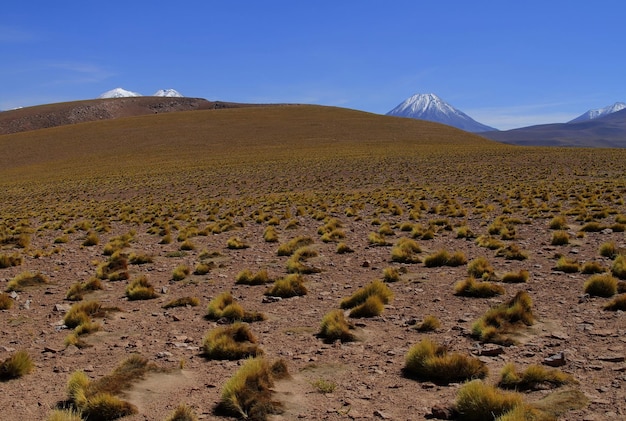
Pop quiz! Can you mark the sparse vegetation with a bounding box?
[66,277,103,301]
[0,350,34,380]
[206,291,265,322]
[551,230,570,245]
[125,275,158,300]
[498,362,575,390]
[584,273,617,297]
[454,380,523,421]
[454,277,505,298]
[403,338,487,384]
[217,357,287,420]
[554,256,580,273]
[423,249,467,267]
[6,271,48,292]
[467,257,497,280]
[235,268,272,285]
[319,309,356,342]
[265,274,307,298]
[0,253,22,268]
[164,404,198,421]
[501,269,530,284]
[472,291,535,345]
[172,264,191,281]
[390,237,422,263]
[339,279,393,310]
[163,296,200,309]
[612,254,626,279]
[277,236,313,256]
[201,323,262,360]
[415,315,441,332]
[0,293,14,310]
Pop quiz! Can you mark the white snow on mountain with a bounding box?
[386,93,497,132]
[153,89,183,97]
[569,102,626,123]
[98,88,142,99]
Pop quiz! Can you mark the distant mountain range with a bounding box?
[98,88,184,99]
[568,102,626,123]
[480,107,626,148]
[386,93,497,133]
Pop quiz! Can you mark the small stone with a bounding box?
[361,261,370,268]
[598,355,625,363]
[431,404,455,420]
[53,304,71,312]
[373,410,390,419]
[83,365,95,372]
[543,352,566,367]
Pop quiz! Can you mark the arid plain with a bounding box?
[1,103,625,420]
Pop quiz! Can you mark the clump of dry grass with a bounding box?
[339,279,393,310]
[549,215,568,230]
[471,291,535,345]
[454,277,505,298]
[382,266,401,283]
[454,380,523,421]
[66,277,103,301]
[423,249,467,267]
[0,252,22,268]
[476,235,505,250]
[164,404,199,421]
[64,355,158,420]
[125,275,158,300]
[286,247,320,274]
[46,409,83,421]
[501,270,530,284]
[172,264,191,281]
[612,255,626,279]
[551,230,570,246]
[583,273,617,297]
[82,231,99,247]
[496,244,528,261]
[263,226,279,243]
[95,252,128,281]
[498,362,575,390]
[348,294,385,318]
[415,315,441,332]
[193,261,213,275]
[128,252,153,265]
[319,309,356,343]
[390,237,422,263]
[367,232,389,246]
[404,339,487,384]
[163,296,200,309]
[467,257,497,281]
[217,357,288,420]
[201,323,262,360]
[235,269,272,285]
[336,242,354,254]
[265,274,307,298]
[0,350,34,380]
[6,271,49,292]
[227,237,249,250]
[554,256,580,273]
[0,292,14,310]
[581,261,606,274]
[277,236,313,256]
[604,294,626,311]
[206,292,265,322]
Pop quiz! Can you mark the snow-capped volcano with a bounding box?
[569,102,626,123]
[386,93,497,132]
[98,88,142,99]
[153,89,183,97]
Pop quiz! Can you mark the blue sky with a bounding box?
[2,1,624,129]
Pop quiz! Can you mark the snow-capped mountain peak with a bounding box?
[153,89,183,97]
[98,88,142,99]
[569,102,626,123]
[386,93,497,132]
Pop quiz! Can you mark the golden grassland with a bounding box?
[1,104,626,420]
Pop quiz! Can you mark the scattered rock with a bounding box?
[262,296,282,303]
[598,355,625,363]
[429,405,455,420]
[373,410,390,419]
[544,352,566,367]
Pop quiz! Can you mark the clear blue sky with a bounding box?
[2,1,624,129]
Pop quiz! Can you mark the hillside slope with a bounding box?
[0,105,495,180]
[0,97,256,135]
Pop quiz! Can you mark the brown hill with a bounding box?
[0,96,260,135]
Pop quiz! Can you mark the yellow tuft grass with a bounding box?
[201,323,262,360]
